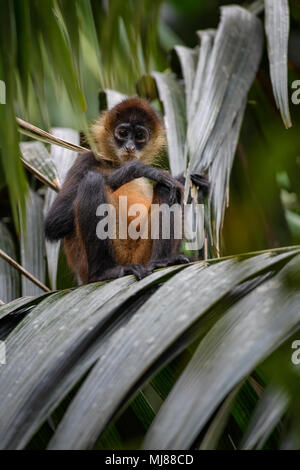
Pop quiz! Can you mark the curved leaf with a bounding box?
[143,254,300,450]
[173,45,198,119]
[187,6,263,169]
[265,0,291,129]
[199,383,242,450]
[20,141,59,185]
[0,221,20,302]
[0,266,181,450]
[188,29,215,123]
[48,251,297,449]
[186,6,263,246]
[19,189,46,296]
[241,384,288,449]
[152,72,186,176]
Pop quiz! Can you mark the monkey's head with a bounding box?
[93,98,166,165]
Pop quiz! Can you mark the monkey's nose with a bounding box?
[125,143,135,153]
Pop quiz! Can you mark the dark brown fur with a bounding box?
[44,98,206,283]
[45,98,174,283]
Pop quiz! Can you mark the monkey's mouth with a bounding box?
[120,151,137,161]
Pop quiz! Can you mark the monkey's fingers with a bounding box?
[90,264,151,282]
[158,172,184,204]
[168,181,184,205]
[123,264,152,280]
[169,186,179,205]
[190,174,210,196]
[148,254,193,271]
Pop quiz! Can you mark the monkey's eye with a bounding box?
[135,127,149,143]
[115,126,129,140]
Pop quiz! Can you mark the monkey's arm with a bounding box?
[44,152,97,241]
[147,182,191,270]
[147,173,210,270]
[106,160,183,204]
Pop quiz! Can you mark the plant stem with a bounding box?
[17,117,89,154]
[21,158,60,192]
[0,249,51,293]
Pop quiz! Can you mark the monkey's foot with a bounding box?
[89,264,152,282]
[147,254,193,271]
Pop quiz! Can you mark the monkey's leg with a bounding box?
[147,183,191,271]
[106,160,183,205]
[76,171,150,282]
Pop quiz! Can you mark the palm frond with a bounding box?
[19,189,47,296]
[240,384,288,449]
[265,0,292,129]
[143,254,300,449]
[0,221,20,302]
[0,248,299,449]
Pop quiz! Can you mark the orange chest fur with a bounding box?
[109,179,154,266]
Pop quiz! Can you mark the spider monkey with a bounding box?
[44,98,209,283]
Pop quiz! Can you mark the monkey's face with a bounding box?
[93,98,166,165]
[113,122,150,161]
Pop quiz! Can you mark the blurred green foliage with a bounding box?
[0,0,299,255]
[0,0,300,451]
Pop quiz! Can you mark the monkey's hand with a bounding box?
[190,173,210,197]
[157,171,184,205]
